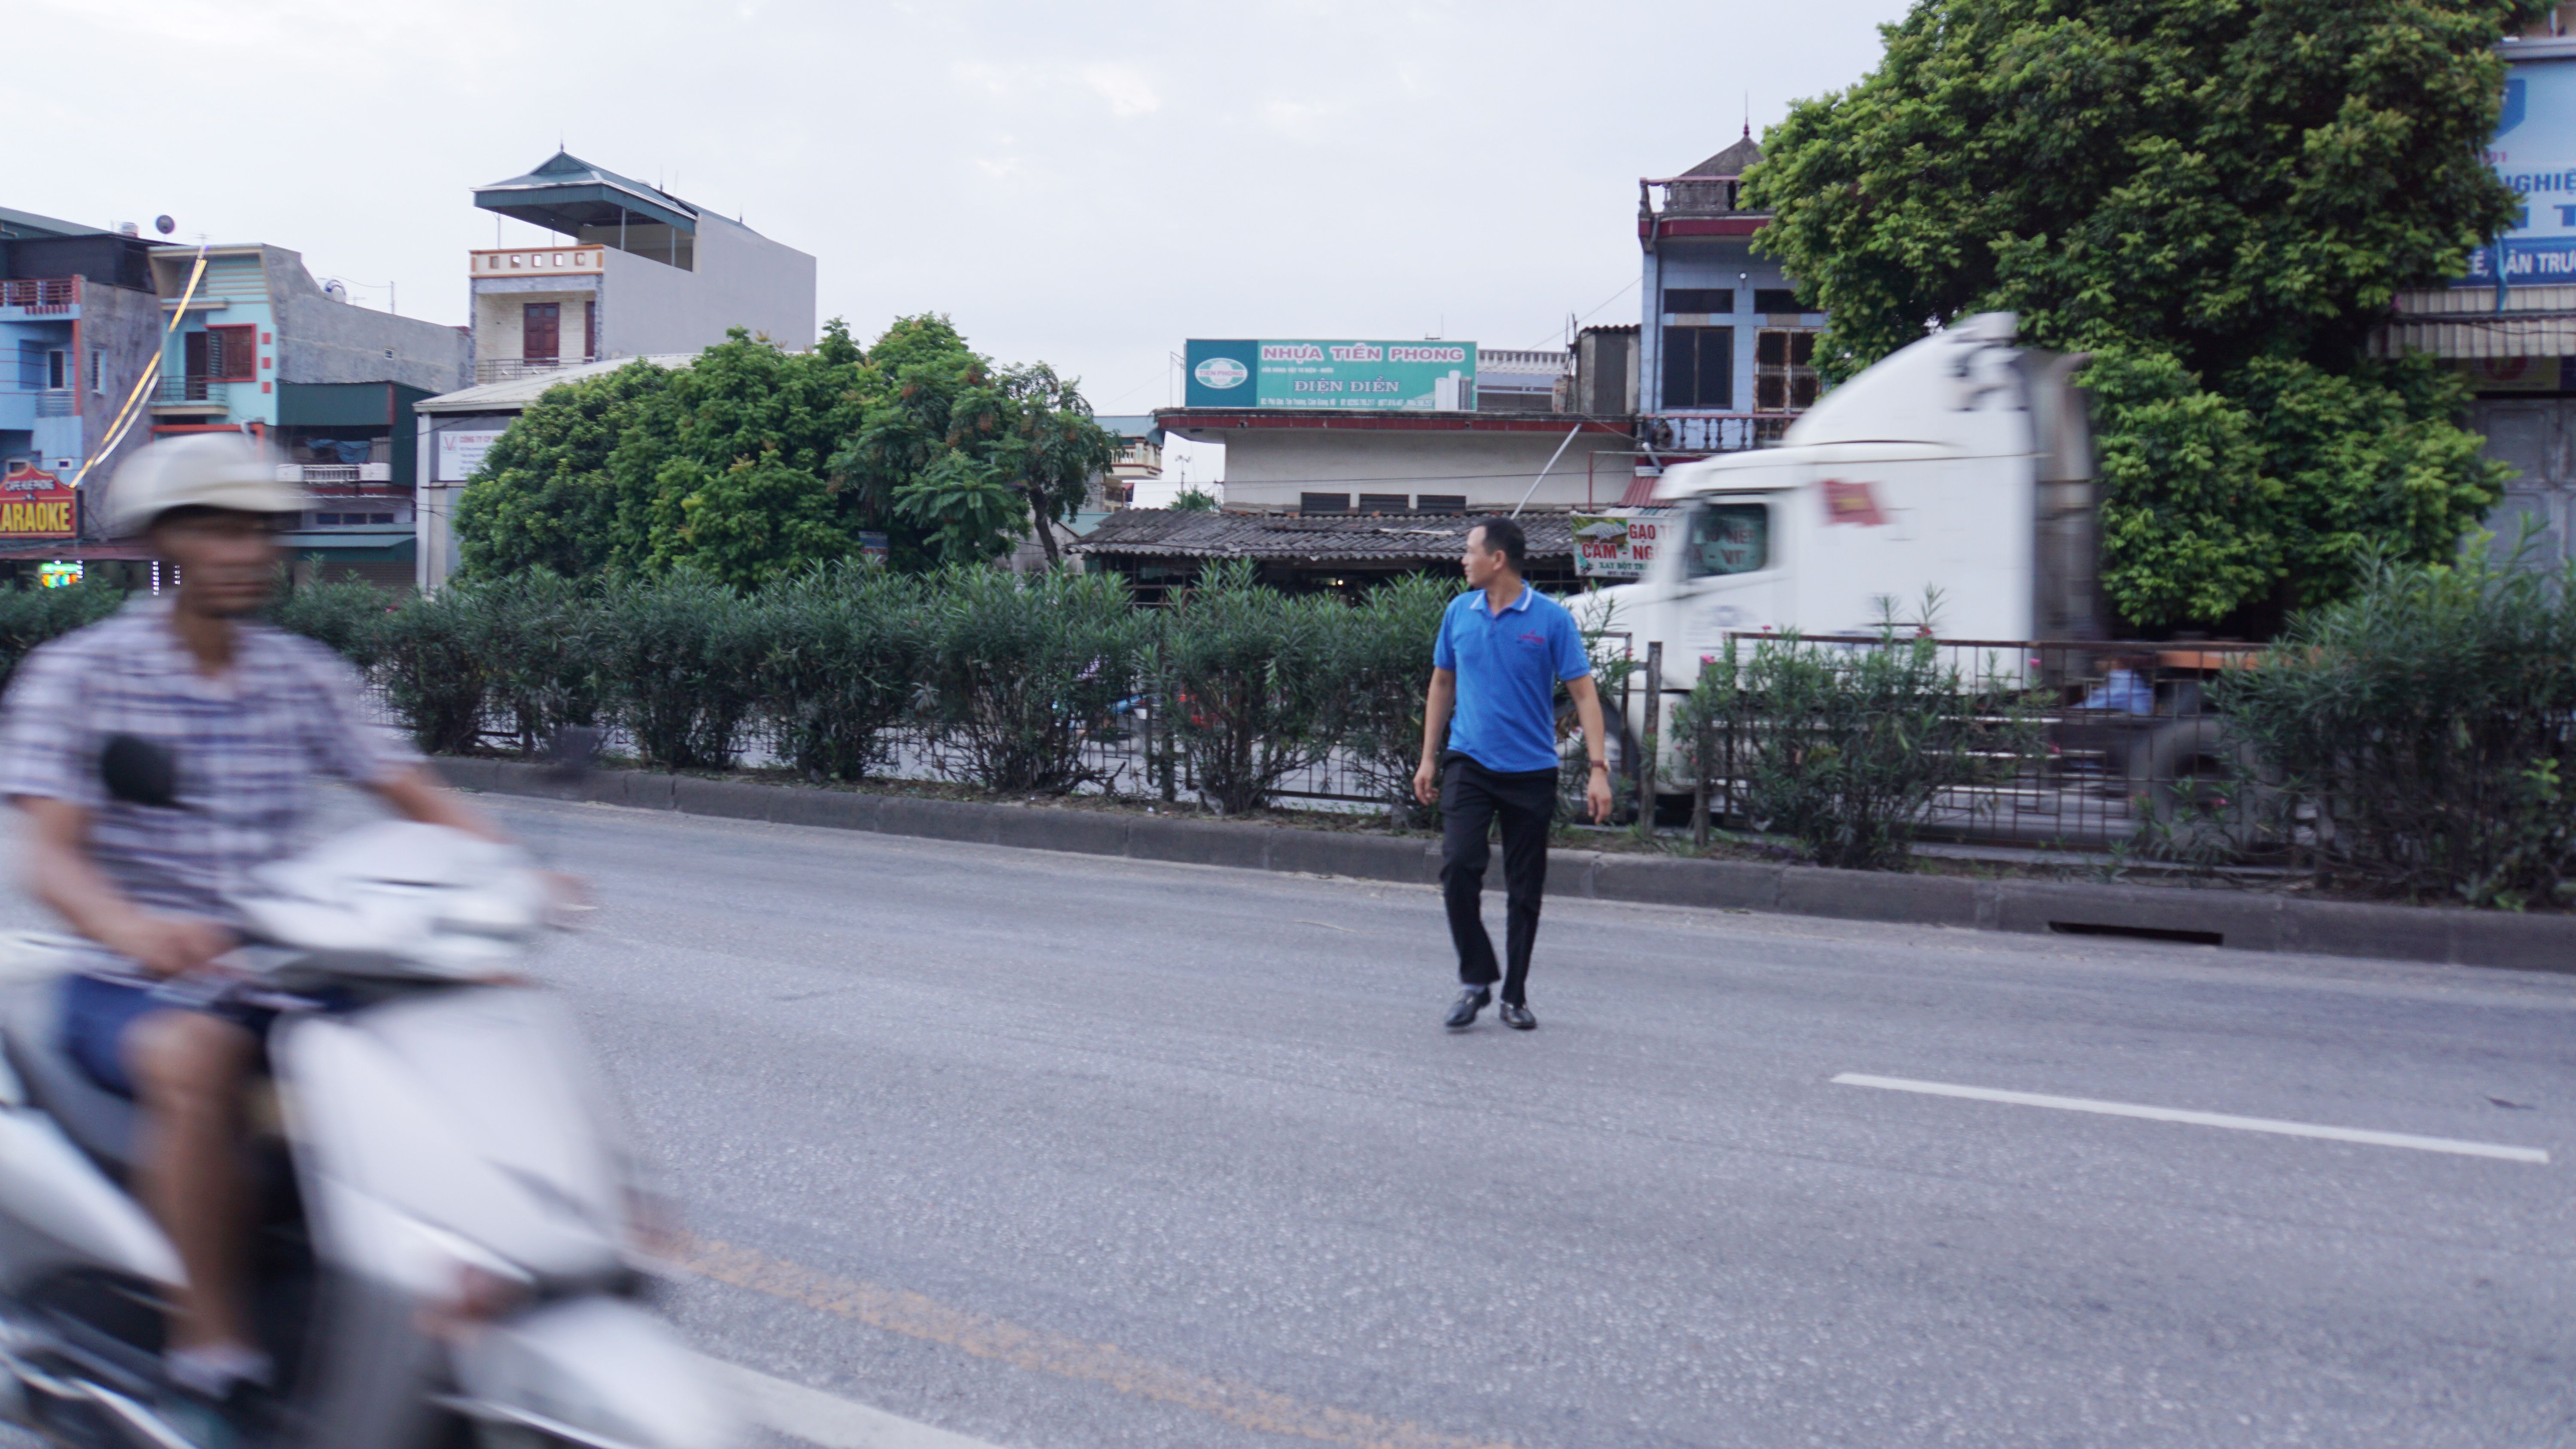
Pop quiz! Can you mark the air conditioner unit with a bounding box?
[358,462,392,482]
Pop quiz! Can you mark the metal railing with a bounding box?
[0,279,77,310]
[154,376,230,405]
[1633,635,2280,854]
[474,357,599,385]
[1645,414,1791,454]
[31,390,71,417]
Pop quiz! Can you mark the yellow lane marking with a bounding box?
[673,1236,1516,1449]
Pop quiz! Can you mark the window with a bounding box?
[1300,492,1351,515]
[1753,289,1804,315]
[1661,326,1733,409]
[44,351,66,390]
[1754,330,1819,411]
[315,513,343,526]
[187,326,257,382]
[1357,493,1410,515]
[1686,503,1769,578]
[1414,494,1465,515]
[1662,288,1734,315]
[89,349,104,395]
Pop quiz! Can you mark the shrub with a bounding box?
[0,580,125,691]
[921,566,1140,793]
[1329,573,1455,825]
[595,571,757,770]
[1678,630,2032,870]
[472,572,607,755]
[377,591,491,755]
[2220,546,2576,909]
[1160,560,1341,815]
[267,573,395,670]
[753,563,925,781]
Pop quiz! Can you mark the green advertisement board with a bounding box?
[1185,339,1478,410]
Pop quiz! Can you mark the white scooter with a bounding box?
[0,735,735,1448]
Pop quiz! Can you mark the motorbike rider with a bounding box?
[0,434,525,1410]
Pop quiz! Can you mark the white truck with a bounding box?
[1575,313,2162,826]
[1581,312,2099,678]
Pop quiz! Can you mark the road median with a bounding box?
[436,758,2571,975]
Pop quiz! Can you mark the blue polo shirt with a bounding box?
[1432,582,1592,774]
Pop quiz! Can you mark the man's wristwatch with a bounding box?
[1588,760,1609,773]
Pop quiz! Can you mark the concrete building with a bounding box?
[0,207,165,500]
[1634,129,1825,461]
[141,243,469,588]
[2378,9,2576,567]
[467,152,815,385]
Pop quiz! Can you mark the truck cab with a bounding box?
[1578,313,2098,779]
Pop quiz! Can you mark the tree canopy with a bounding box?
[453,316,1116,585]
[1744,0,2542,628]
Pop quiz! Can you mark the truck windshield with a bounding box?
[1687,503,1768,577]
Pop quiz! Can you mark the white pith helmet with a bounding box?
[107,433,307,539]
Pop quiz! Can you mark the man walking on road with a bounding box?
[1413,518,1614,1031]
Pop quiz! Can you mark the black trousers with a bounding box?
[1440,753,1558,1005]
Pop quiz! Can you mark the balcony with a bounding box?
[1643,413,1791,454]
[277,463,394,490]
[152,376,232,411]
[474,356,600,385]
[0,278,78,315]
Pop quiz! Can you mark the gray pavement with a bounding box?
[9,795,2575,1447]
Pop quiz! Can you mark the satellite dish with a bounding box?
[322,279,349,302]
[153,215,175,236]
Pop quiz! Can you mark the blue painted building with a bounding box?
[0,207,165,501]
[1634,130,1826,465]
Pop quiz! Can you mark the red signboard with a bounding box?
[0,462,78,540]
[1820,478,1886,526]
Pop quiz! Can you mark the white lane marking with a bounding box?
[1831,1073,2551,1164]
[698,1355,1010,1449]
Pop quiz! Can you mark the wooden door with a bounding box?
[522,303,560,362]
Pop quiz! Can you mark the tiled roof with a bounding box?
[1069,509,1573,564]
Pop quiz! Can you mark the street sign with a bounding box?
[2462,56,2576,288]
[0,463,77,540]
[1185,339,1478,410]
[1572,510,1673,580]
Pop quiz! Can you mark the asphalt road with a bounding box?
[12,795,2576,1447]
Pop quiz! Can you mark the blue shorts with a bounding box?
[58,974,275,1098]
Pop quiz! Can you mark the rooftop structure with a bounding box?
[466,151,815,386]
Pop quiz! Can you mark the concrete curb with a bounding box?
[436,758,2574,976]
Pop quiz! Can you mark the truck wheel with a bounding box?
[2131,717,2284,855]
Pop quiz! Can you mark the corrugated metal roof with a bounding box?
[1068,509,1573,564]
[414,355,698,414]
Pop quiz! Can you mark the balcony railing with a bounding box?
[469,247,605,277]
[475,356,599,385]
[0,279,77,311]
[154,376,231,406]
[29,390,72,417]
[277,464,393,488]
[1644,413,1792,454]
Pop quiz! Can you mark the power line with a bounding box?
[1530,275,1640,349]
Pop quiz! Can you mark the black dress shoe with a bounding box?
[1498,1000,1537,1031]
[1444,986,1492,1028]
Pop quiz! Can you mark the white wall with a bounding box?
[1201,425,1636,512]
[596,214,816,357]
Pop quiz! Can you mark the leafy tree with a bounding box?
[453,361,671,579]
[454,315,1111,580]
[1745,0,2539,628]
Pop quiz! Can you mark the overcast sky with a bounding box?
[22,0,1908,442]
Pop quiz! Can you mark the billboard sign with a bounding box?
[1571,510,1674,580]
[437,430,505,482]
[1185,339,1477,410]
[2461,59,2576,287]
[0,463,77,540]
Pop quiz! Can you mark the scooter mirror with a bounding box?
[100,733,180,809]
[542,725,602,785]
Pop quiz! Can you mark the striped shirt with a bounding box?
[0,597,415,982]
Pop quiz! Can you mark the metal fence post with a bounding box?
[1639,641,1662,835]
[1692,716,1711,850]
